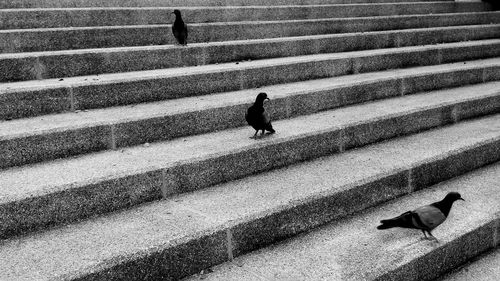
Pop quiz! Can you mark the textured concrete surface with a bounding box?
[1,0,497,279]
[1,57,500,169]
[0,82,499,239]
[2,46,500,122]
[0,2,488,29]
[439,248,500,281]
[1,11,499,52]
[2,24,499,82]
[185,162,500,281]
[0,115,498,280]
[0,199,228,281]
[0,0,457,9]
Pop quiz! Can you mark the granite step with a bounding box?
[0,114,499,280]
[438,248,500,281]
[184,160,500,281]
[2,43,500,123]
[0,2,489,29]
[2,11,499,52]
[1,53,500,169]
[1,80,499,240]
[0,0,456,9]
[2,24,499,82]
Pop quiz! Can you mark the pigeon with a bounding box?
[483,0,500,10]
[172,9,188,46]
[245,92,276,139]
[377,192,464,240]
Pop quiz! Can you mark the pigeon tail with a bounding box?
[376,222,395,230]
[377,211,415,230]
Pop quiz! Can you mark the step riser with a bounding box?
[375,219,500,281]
[0,3,487,29]
[3,24,499,83]
[3,41,500,123]
[42,140,500,280]
[1,90,499,240]
[2,12,499,53]
[2,50,500,170]
[0,0,456,9]
[3,61,500,171]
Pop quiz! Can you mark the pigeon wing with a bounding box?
[262,110,271,125]
[246,106,266,129]
[172,21,188,45]
[412,205,446,230]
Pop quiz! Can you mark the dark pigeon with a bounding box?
[172,9,188,46]
[245,92,276,139]
[377,192,464,240]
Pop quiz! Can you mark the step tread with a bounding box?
[0,114,499,280]
[0,0,456,9]
[0,79,499,202]
[0,2,478,11]
[184,162,500,281]
[1,47,500,139]
[1,10,497,34]
[2,45,500,95]
[0,23,498,60]
[439,248,500,281]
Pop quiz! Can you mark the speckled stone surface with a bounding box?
[2,67,499,168]
[1,1,498,280]
[0,49,500,167]
[184,162,500,281]
[439,248,500,281]
[0,0,457,9]
[0,2,488,29]
[1,44,499,121]
[1,79,499,239]
[0,115,499,280]
[0,50,500,167]
[2,25,499,83]
[1,11,499,53]
[0,200,228,281]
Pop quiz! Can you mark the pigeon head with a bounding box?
[172,9,182,17]
[444,192,465,202]
[255,92,270,104]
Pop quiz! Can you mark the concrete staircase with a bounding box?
[438,247,500,281]
[0,0,499,280]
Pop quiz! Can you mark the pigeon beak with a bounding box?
[265,98,270,101]
[459,198,465,201]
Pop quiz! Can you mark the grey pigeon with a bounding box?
[377,192,464,240]
[172,9,188,46]
[245,92,276,139]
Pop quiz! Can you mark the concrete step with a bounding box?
[0,0,456,9]
[1,52,500,169]
[0,115,499,280]
[438,248,500,281]
[2,42,500,122]
[1,80,499,240]
[184,161,500,281]
[1,11,498,52]
[0,2,488,29]
[3,24,499,82]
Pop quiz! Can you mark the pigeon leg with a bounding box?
[250,130,258,139]
[261,129,266,136]
[427,231,439,242]
[421,230,428,239]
